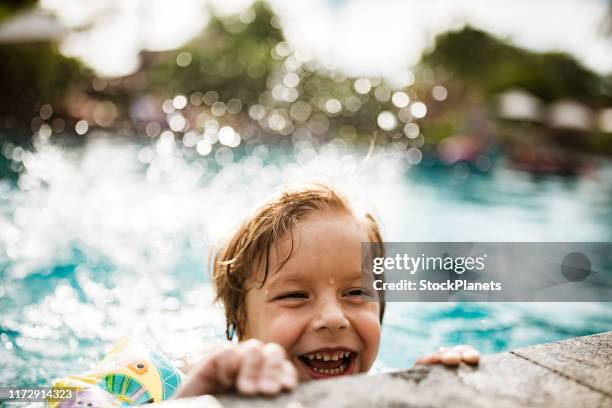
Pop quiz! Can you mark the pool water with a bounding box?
[0,135,611,386]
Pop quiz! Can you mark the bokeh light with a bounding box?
[0,0,611,389]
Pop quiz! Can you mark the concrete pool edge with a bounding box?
[158,331,612,408]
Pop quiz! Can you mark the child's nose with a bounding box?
[312,298,350,331]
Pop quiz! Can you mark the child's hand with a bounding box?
[175,339,298,398]
[415,345,480,366]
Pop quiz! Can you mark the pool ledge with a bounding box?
[158,331,612,408]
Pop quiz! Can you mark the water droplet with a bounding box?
[328,277,335,285]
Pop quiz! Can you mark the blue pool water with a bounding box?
[0,135,611,386]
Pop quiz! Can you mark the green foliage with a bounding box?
[0,43,87,119]
[0,0,36,23]
[590,131,612,155]
[1,2,611,158]
[146,1,282,103]
[422,26,609,104]
[420,111,465,144]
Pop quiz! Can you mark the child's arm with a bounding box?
[174,339,297,398]
[415,345,480,366]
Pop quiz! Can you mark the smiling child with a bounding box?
[175,182,479,398]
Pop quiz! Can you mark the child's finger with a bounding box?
[176,345,239,397]
[451,345,480,365]
[256,375,283,395]
[279,360,298,390]
[461,349,480,365]
[212,346,242,388]
[262,343,287,366]
[415,352,441,365]
[439,350,461,366]
[257,362,297,394]
[256,343,288,394]
[256,367,283,395]
[236,340,265,395]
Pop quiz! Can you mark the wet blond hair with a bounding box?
[211,182,385,340]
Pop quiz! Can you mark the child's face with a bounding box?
[243,211,381,381]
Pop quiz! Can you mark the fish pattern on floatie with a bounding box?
[51,337,184,407]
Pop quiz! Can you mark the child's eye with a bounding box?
[345,288,370,297]
[275,292,308,300]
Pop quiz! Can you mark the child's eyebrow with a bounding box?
[267,271,366,288]
[267,274,307,288]
[345,272,367,281]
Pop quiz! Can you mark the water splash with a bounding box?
[1,134,612,385]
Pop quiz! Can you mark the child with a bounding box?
[175,182,479,398]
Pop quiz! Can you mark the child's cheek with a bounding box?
[354,308,382,372]
[259,309,305,349]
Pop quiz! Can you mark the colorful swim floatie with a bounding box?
[51,337,184,407]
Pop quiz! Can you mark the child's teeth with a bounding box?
[310,363,349,375]
[303,350,353,370]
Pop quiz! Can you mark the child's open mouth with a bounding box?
[297,348,357,379]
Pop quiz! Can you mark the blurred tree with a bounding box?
[143,1,383,141]
[0,43,87,126]
[1,1,610,157]
[146,1,283,103]
[422,26,610,105]
[0,0,36,22]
